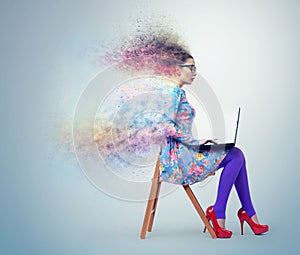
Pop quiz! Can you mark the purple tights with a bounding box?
[213,147,256,219]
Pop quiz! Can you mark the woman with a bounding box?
[158,52,269,238]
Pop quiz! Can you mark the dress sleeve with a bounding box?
[163,86,200,147]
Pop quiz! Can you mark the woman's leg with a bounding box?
[234,159,256,217]
[213,147,256,221]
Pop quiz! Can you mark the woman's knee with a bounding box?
[228,147,246,165]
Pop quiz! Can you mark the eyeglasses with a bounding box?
[179,64,197,73]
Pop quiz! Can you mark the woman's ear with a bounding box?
[175,66,181,77]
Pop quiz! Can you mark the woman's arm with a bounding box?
[163,86,201,147]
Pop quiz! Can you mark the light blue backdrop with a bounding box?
[1,0,299,254]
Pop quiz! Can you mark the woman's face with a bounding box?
[178,58,197,86]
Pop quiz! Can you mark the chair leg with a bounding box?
[147,180,162,232]
[183,185,217,239]
[140,178,160,239]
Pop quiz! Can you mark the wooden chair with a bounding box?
[140,153,217,239]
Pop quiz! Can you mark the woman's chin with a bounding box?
[181,80,194,85]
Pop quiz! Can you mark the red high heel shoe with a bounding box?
[203,206,232,238]
[237,208,269,235]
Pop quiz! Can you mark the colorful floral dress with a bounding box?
[159,85,229,185]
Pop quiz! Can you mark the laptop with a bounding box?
[199,107,241,151]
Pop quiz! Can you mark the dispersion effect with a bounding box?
[95,17,191,76]
[93,76,183,182]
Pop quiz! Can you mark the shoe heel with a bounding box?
[239,218,245,235]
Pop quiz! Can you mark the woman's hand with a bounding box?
[199,139,218,145]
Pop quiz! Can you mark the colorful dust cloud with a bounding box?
[60,17,192,181]
[96,17,191,76]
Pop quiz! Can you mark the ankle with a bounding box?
[217,219,226,229]
[251,214,259,224]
